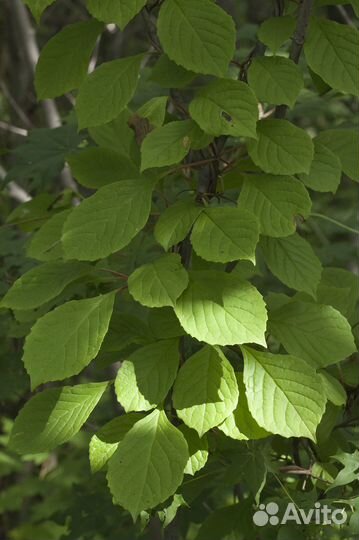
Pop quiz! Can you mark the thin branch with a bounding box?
[0,81,33,128]
[9,0,78,191]
[0,121,28,137]
[275,0,314,118]
[310,212,359,235]
[0,165,32,202]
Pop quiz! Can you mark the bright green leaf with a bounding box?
[23,292,115,388]
[317,267,359,318]
[76,55,142,129]
[298,140,342,193]
[9,382,108,454]
[154,198,203,251]
[137,96,168,128]
[89,412,145,473]
[190,207,259,264]
[1,261,91,310]
[257,15,296,53]
[115,340,179,412]
[248,119,314,175]
[27,210,72,261]
[316,129,359,181]
[269,300,356,367]
[242,346,326,441]
[178,425,208,475]
[62,179,154,261]
[248,56,303,107]
[189,79,258,138]
[140,120,194,171]
[107,409,188,519]
[218,373,269,441]
[319,371,347,407]
[174,271,267,346]
[157,0,236,77]
[238,174,311,237]
[305,17,359,96]
[35,20,103,99]
[260,234,322,298]
[173,346,239,436]
[128,254,189,308]
[87,0,147,30]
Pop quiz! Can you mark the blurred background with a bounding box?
[0,1,358,539]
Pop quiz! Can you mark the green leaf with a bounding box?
[178,425,208,475]
[151,54,196,88]
[304,17,359,96]
[238,174,311,238]
[6,125,82,186]
[107,409,188,519]
[248,56,303,108]
[89,412,145,473]
[9,382,108,454]
[76,55,142,129]
[173,346,239,436]
[140,120,195,171]
[154,198,203,251]
[35,20,103,99]
[115,339,180,412]
[242,346,326,441]
[190,207,259,264]
[87,0,147,30]
[174,271,267,346]
[298,140,342,193]
[67,147,139,188]
[24,0,55,22]
[218,373,269,441]
[137,96,168,128]
[257,15,296,53]
[157,0,236,77]
[260,234,322,298]
[269,300,356,367]
[89,109,138,159]
[27,210,72,261]
[128,254,189,308]
[316,129,359,181]
[319,371,347,407]
[189,79,258,138]
[248,119,314,175]
[317,267,359,318]
[1,261,91,310]
[62,179,154,261]
[23,292,115,388]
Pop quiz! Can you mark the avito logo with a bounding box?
[253,502,347,527]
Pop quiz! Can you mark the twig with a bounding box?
[9,0,77,191]
[335,5,355,27]
[0,121,28,137]
[310,212,359,235]
[0,165,32,202]
[0,81,33,128]
[275,0,314,118]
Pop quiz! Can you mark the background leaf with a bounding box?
[9,383,108,453]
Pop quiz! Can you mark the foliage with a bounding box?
[0,0,358,539]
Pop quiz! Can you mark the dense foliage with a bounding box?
[0,0,358,539]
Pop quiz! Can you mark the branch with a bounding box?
[0,165,32,203]
[275,0,314,118]
[9,0,77,191]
